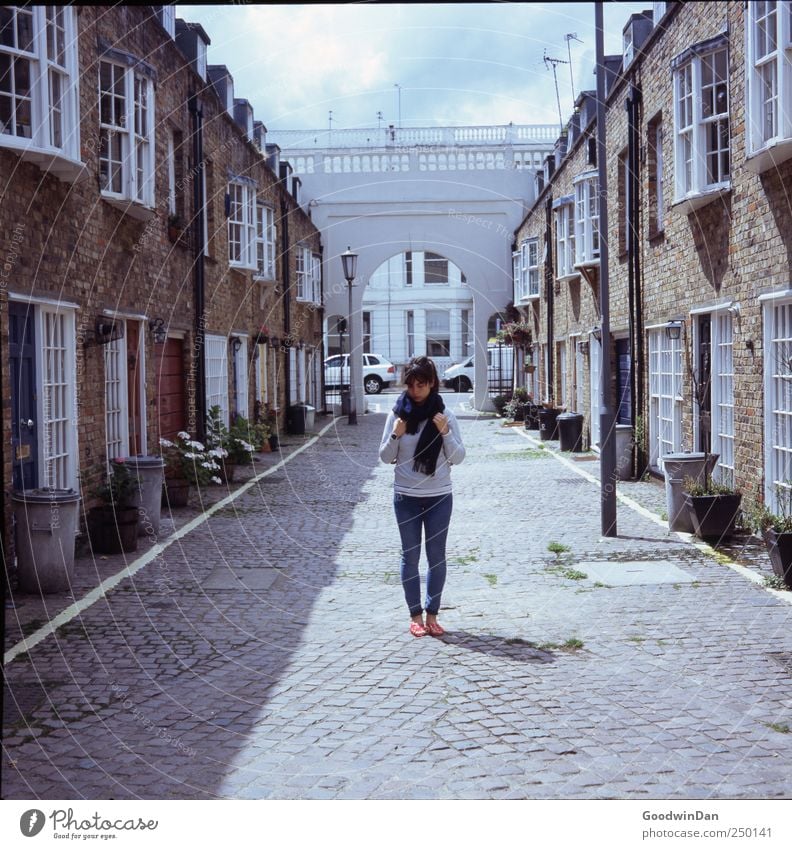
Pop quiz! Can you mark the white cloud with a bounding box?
[179,3,649,130]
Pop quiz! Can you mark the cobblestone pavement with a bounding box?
[3,406,792,800]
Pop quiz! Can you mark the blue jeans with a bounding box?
[393,493,453,617]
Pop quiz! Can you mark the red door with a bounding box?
[154,337,186,440]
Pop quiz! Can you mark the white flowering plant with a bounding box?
[159,432,222,487]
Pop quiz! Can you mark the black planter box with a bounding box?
[762,528,792,588]
[683,493,742,542]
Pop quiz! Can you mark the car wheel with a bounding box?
[458,376,472,393]
[364,375,383,394]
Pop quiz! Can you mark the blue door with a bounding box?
[616,338,632,425]
[10,303,38,490]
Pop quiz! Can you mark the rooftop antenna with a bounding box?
[564,33,584,105]
[543,49,568,132]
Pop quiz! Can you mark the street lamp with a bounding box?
[341,246,358,425]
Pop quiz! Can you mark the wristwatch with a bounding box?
[390,433,399,441]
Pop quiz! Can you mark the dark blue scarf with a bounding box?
[393,390,446,475]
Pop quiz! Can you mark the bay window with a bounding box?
[99,59,155,208]
[672,40,730,207]
[228,180,256,268]
[255,203,276,279]
[554,199,576,279]
[0,6,81,176]
[746,1,792,171]
[573,173,600,265]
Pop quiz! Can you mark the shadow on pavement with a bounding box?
[2,417,383,800]
[440,630,557,664]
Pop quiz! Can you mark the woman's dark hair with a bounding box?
[403,356,440,391]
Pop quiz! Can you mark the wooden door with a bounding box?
[154,337,186,440]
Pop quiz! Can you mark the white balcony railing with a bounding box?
[267,123,559,151]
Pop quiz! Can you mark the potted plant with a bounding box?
[167,213,184,243]
[682,469,743,543]
[87,459,141,554]
[252,418,272,453]
[159,431,222,505]
[753,486,792,588]
[504,387,531,422]
[226,415,256,472]
[205,406,255,483]
[263,404,280,450]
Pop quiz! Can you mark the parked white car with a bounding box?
[442,345,513,393]
[324,353,396,394]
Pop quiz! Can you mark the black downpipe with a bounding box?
[0,303,6,784]
[280,197,291,408]
[626,84,644,473]
[189,94,207,442]
[545,197,554,405]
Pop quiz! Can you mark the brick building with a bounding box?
[1,6,322,554]
[514,0,792,515]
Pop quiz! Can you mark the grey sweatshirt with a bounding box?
[379,409,466,496]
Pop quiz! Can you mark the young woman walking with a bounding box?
[379,356,466,637]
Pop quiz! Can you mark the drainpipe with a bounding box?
[0,312,6,749]
[544,197,554,406]
[280,196,291,411]
[189,94,207,442]
[545,196,555,404]
[626,83,644,474]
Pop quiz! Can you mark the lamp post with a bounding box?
[341,247,358,425]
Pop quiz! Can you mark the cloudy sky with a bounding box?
[178,2,650,132]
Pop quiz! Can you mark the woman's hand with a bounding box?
[433,413,450,435]
[393,417,407,438]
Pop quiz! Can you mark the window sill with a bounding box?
[745,138,792,174]
[672,185,730,215]
[518,294,541,304]
[556,272,581,283]
[101,195,157,221]
[253,273,277,283]
[15,146,86,183]
[229,261,258,273]
[573,258,600,272]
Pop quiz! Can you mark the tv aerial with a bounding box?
[543,48,569,132]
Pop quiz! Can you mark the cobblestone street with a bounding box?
[3,407,792,800]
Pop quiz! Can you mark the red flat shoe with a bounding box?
[409,621,427,638]
[424,621,444,637]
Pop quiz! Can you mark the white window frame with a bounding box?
[589,332,601,449]
[672,43,730,206]
[99,60,155,208]
[311,253,322,304]
[296,246,307,301]
[554,201,577,279]
[254,202,276,280]
[573,172,600,266]
[166,129,176,216]
[512,250,521,301]
[648,326,684,471]
[297,347,306,403]
[763,294,792,512]
[746,0,792,171]
[227,180,256,269]
[406,310,415,358]
[426,309,451,357]
[104,325,130,462]
[37,304,78,489]
[0,6,81,174]
[256,342,268,407]
[710,310,735,486]
[233,334,249,417]
[205,334,230,425]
